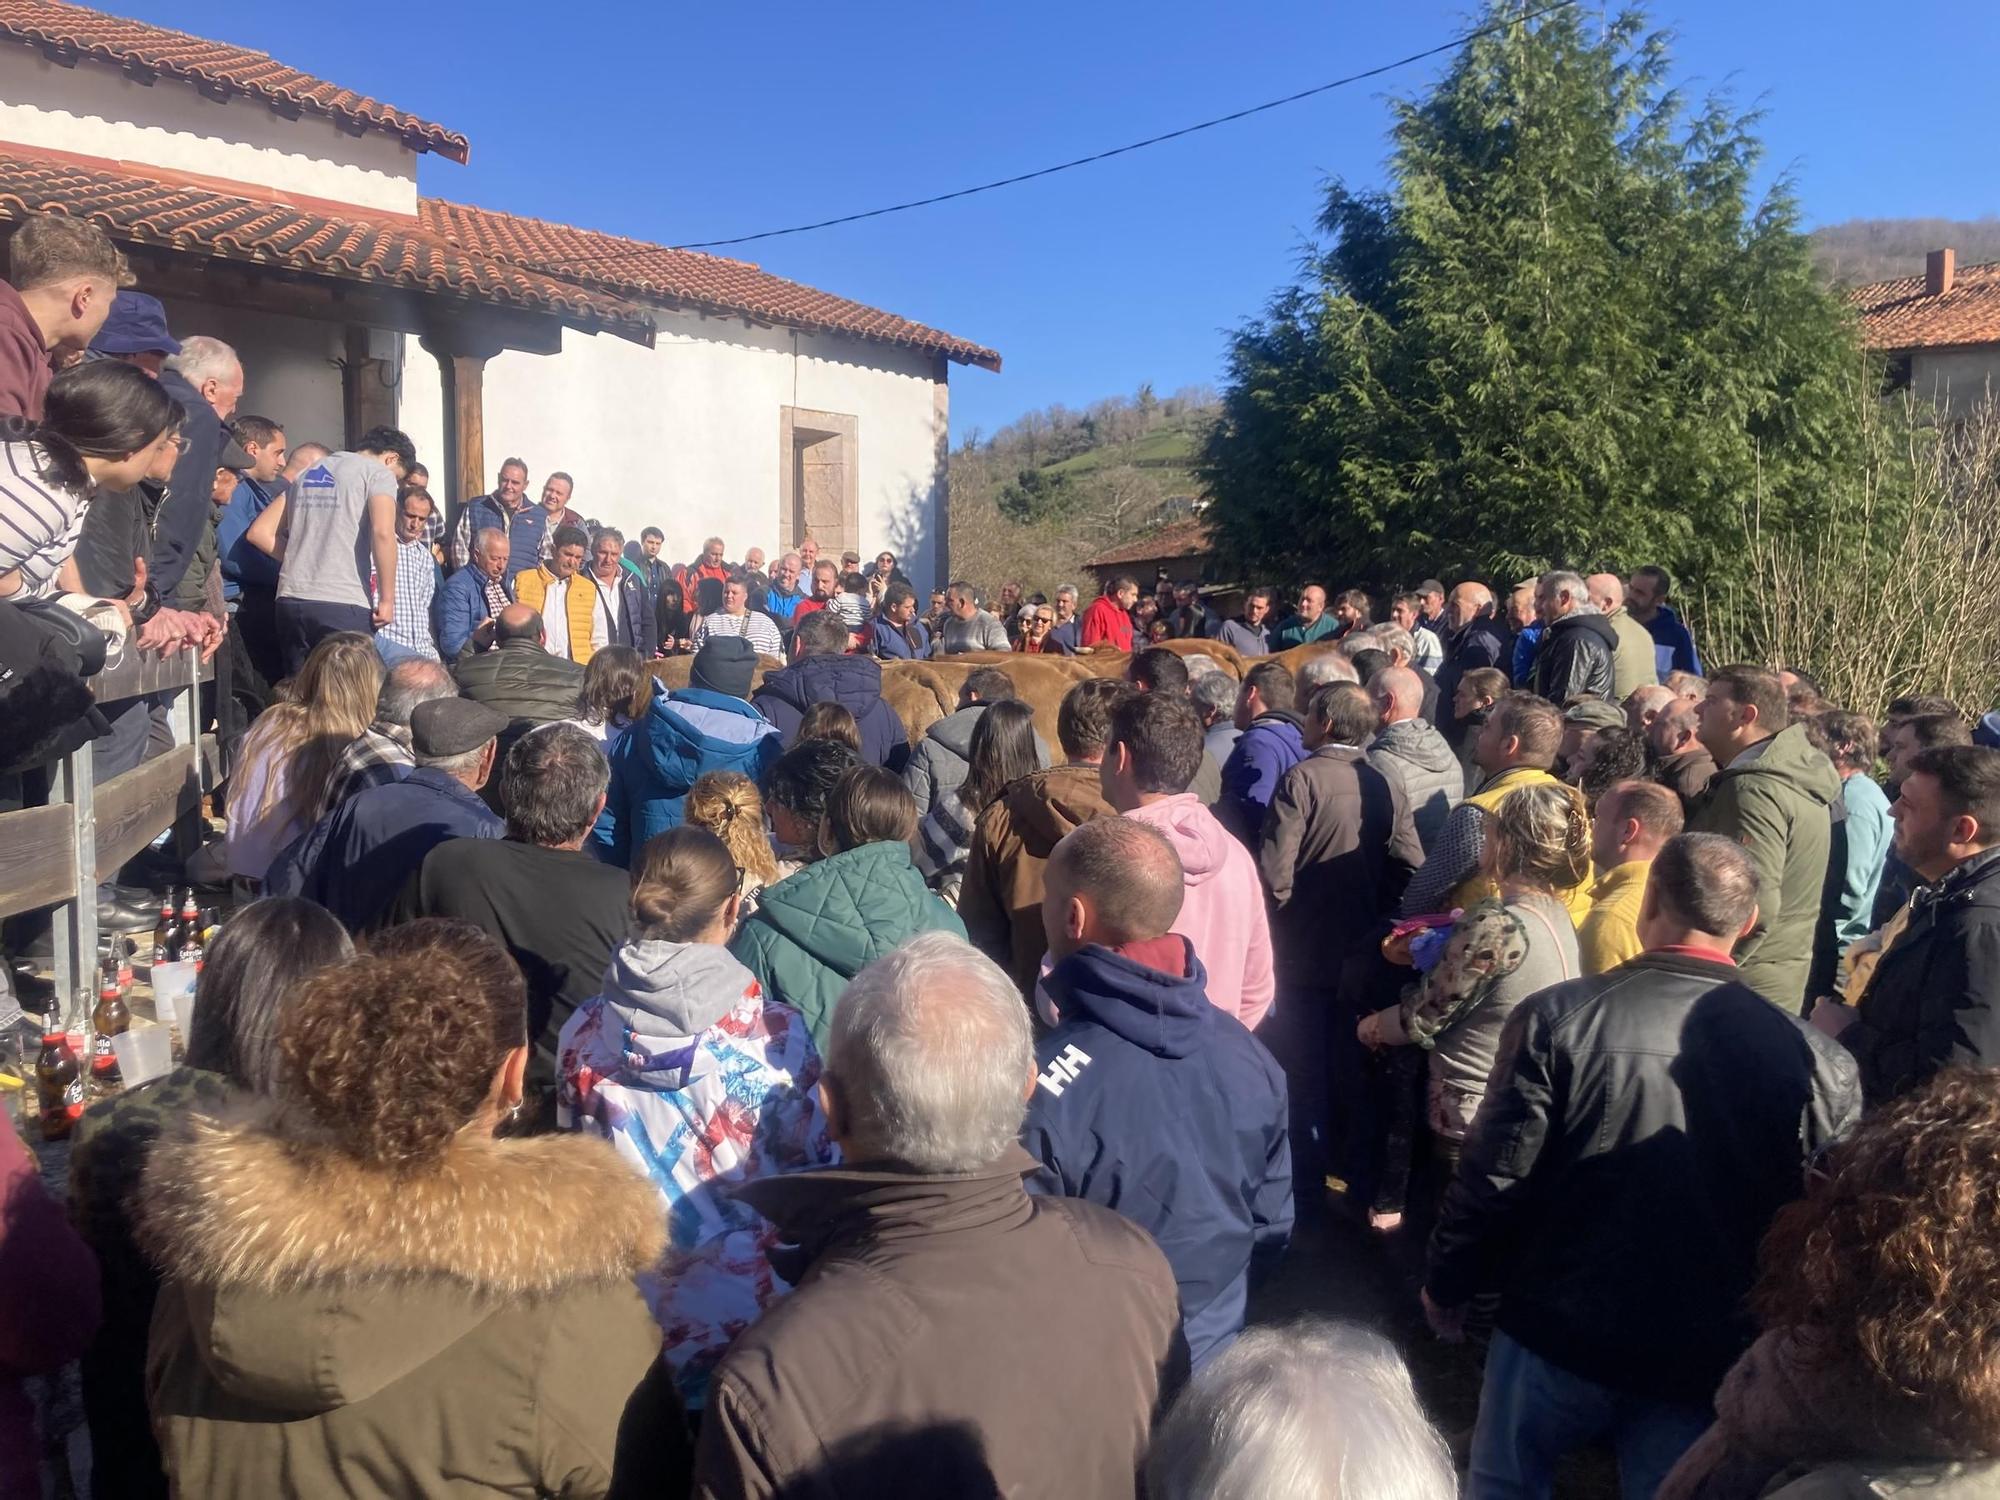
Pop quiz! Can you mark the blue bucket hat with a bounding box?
[88,291,181,357]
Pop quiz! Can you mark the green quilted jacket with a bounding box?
[730,839,966,1049]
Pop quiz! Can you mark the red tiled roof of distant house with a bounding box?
[418,199,1001,370]
[0,150,653,340]
[0,0,469,161]
[1084,518,1213,569]
[1849,260,2000,351]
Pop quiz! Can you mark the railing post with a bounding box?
[52,739,97,1013]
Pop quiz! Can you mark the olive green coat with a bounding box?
[138,1113,669,1499]
[1689,723,1842,1012]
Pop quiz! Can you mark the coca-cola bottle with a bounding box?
[36,1025,82,1141]
[178,892,203,970]
[92,961,129,1085]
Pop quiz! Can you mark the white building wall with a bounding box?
[156,294,346,446]
[1913,347,2000,417]
[0,49,421,215]
[401,308,948,592]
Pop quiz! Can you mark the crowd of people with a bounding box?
[1,211,1998,1500]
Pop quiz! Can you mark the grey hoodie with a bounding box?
[598,938,763,1089]
[1368,718,1465,855]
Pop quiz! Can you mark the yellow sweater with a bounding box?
[513,564,598,665]
[1451,766,1594,927]
[1579,860,1650,974]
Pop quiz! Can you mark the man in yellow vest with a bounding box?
[512,524,595,665]
[1401,693,1592,925]
[1578,779,1683,973]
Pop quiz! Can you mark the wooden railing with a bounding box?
[0,646,214,1004]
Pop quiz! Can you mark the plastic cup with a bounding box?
[109,1026,171,1087]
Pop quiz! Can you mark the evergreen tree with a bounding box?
[1204,5,1865,592]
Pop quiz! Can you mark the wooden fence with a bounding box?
[0,646,214,1003]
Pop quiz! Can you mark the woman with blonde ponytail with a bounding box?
[1360,781,1587,1153]
[682,770,795,920]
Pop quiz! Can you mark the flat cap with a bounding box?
[1562,698,1626,731]
[410,697,508,757]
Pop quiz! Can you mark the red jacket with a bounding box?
[0,281,50,420]
[1081,595,1134,652]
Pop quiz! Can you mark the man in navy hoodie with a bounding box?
[1023,816,1292,1370]
[752,610,909,771]
[1217,659,1308,850]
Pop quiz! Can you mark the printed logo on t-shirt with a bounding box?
[295,463,338,511]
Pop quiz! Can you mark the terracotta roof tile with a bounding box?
[0,150,652,341]
[1084,517,1212,569]
[418,199,1001,370]
[0,0,468,162]
[1848,260,2000,352]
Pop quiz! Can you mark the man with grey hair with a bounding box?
[1368,622,1443,723]
[1292,649,1360,714]
[298,697,505,932]
[1625,682,1678,739]
[396,723,627,1126]
[1026,817,1291,1369]
[1532,568,1617,704]
[318,656,458,818]
[695,931,1186,1498]
[1148,1319,1456,1500]
[1047,581,1083,654]
[149,332,243,598]
[1192,666,1243,765]
[1427,833,1858,1497]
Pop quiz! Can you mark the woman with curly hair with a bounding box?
[1660,1067,2000,1500]
[137,920,673,1497]
[682,770,794,918]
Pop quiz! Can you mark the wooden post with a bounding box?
[419,329,506,546]
[341,328,398,447]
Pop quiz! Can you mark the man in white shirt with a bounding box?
[583,527,653,657]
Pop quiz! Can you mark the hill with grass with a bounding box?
[948,384,1217,591]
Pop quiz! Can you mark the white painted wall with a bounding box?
[401,308,949,592]
[1914,347,2000,417]
[156,293,346,446]
[0,48,421,215]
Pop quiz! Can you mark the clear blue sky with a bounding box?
[133,2,2000,437]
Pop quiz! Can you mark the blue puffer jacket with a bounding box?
[594,683,782,866]
[751,653,909,772]
[1023,937,1293,1370]
[1217,712,1307,849]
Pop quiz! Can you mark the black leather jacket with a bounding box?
[1533,612,1618,704]
[1847,847,2000,1106]
[1427,951,1860,1406]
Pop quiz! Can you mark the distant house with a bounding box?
[1850,249,2000,415]
[0,0,997,588]
[1083,516,1213,591]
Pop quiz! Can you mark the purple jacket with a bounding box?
[1218,712,1307,850]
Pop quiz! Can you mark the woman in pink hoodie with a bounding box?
[1101,692,1275,1028]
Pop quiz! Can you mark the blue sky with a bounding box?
[136,2,2000,437]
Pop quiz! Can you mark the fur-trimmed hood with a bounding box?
[137,1112,666,1413]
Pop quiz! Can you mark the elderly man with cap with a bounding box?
[593,634,782,866]
[295,697,506,931]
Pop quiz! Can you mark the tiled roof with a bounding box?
[0,150,654,341]
[418,200,1001,371]
[1849,260,2000,352]
[1084,517,1212,569]
[0,0,469,161]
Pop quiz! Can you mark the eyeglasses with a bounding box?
[1034,615,1054,625]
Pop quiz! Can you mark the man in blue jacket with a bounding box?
[868,583,931,661]
[437,527,514,660]
[297,697,505,930]
[1023,816,1292,1370]
[1627,564,1702,678]
[1217,659,1308,850]
[754,610,909,770]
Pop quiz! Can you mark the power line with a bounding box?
[665,0,1580,252]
